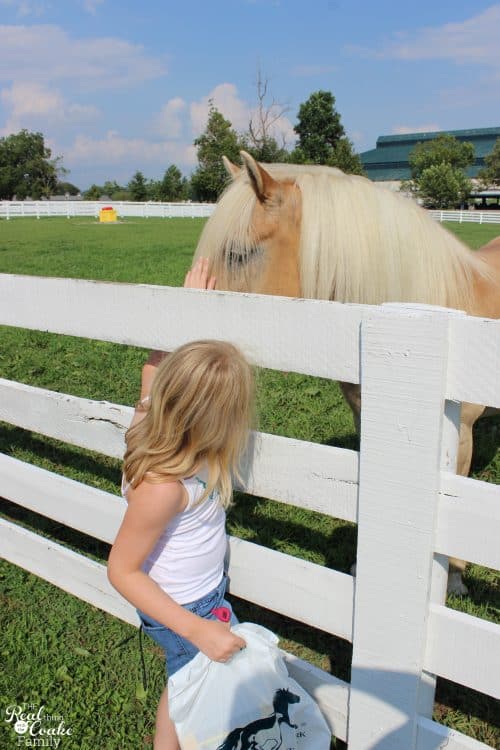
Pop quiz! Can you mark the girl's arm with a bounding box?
[107,479,245,661]
[140,258,216,401]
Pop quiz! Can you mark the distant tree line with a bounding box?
[0,89,365,203]
[2,87,499,208]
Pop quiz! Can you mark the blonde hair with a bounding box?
[195,162,491,311]
[123,340,254,509]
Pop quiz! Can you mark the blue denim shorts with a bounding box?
[136,575,238,678]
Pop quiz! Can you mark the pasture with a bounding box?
[0,217,499,748]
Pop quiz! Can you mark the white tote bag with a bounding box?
[168,622,332,750]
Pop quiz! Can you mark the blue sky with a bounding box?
[1,0,499,189]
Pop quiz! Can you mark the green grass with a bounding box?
[0,217,498,749]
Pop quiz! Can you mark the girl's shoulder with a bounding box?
[121,473,189,513]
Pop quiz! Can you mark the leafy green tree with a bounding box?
[409,134,474,179]
[191,101,243,201]
[127,171,149,201]
[240,134,289,164]
[478,137,500,187]
[293,90,345,164]
[0,129,60,199]
[102,180,122,197]
[403,134,474,208]
[158,165,189,201]
[83,184,102,200]
[415,163,472,209]
[291,90,364,174]
[329,137,365,175]
[55,180,80,196]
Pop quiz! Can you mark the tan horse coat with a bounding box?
[195,153,500,591]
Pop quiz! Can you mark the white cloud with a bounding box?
[0,0,49,16]
[190,83,251,136]
[357,6,500,68]
[391,124,440,135]
[154,97,187,138]
[82,0,104,14]
[190,82,295,146]
[65,130,197,168]
[0,24,167,90]
[0,81,100,135]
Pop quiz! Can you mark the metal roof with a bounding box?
[360,127,500,181]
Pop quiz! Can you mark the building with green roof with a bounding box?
[360,127,500,182]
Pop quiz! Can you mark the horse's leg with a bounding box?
[445,402,487,595]
[341,386,488,596]
[338,382,361,436]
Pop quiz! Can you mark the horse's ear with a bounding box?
[222,155,241,179]
[240,150,278,202]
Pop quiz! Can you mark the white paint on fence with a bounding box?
[0,275,498,750]
[1,275,499,406]
[430,209,500,225]
[348,308,459,749]
[1,201,500,224]
[0,200,214,220]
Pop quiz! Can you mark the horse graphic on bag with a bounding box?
[216,688,301,750]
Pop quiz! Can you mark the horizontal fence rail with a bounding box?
[0,274,499,750]
[1,201,500,223]
[1,275,499,407]
[0,200,215,220]
[429,209,500,224]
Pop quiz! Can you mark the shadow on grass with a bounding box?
[470,413,500,479]
[0,424,122,490]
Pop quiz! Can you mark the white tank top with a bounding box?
[120,467,227,605]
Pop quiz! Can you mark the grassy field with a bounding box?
[0,217,499,749]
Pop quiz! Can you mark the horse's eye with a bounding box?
[225,242,263,268]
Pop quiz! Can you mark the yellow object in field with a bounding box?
[99,206,118,222]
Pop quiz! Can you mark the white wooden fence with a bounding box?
[2,200,500,224]
[0,200,215,220]
[429,209,500,224]
[0,275,499,750]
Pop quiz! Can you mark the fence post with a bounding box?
[348,304,460,750]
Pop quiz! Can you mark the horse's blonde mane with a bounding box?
[196,162,488,311]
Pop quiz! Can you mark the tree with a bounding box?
[328,137,365,175]
[293,90,345,164]
[478,137,500,187]
[127,171,149,201]
[409,134,474,178]
[291,90,364,174]
[242,69,290,163]
[83,184,102,200]
[191,101,243,202]
[0,129,60,199]
[55,180,80,196]
[158,165,189,201]
[403,134,474,208]
[415,163,472,209]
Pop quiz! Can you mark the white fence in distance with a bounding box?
[0,274,499,750]
[1,200,500,224]
[0,200,215,220]
[429,209,500,225]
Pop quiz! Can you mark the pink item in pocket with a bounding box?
[211,607,231,623]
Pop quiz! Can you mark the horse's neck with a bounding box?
[471,244,500,318]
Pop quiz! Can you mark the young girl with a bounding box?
[107,285,253,750]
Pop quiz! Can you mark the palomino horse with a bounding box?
[194,152,500,594]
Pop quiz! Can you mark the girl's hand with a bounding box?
[184,257,216,290]
[190,618,246,662]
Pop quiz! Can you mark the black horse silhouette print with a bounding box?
[216,688,301,750]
